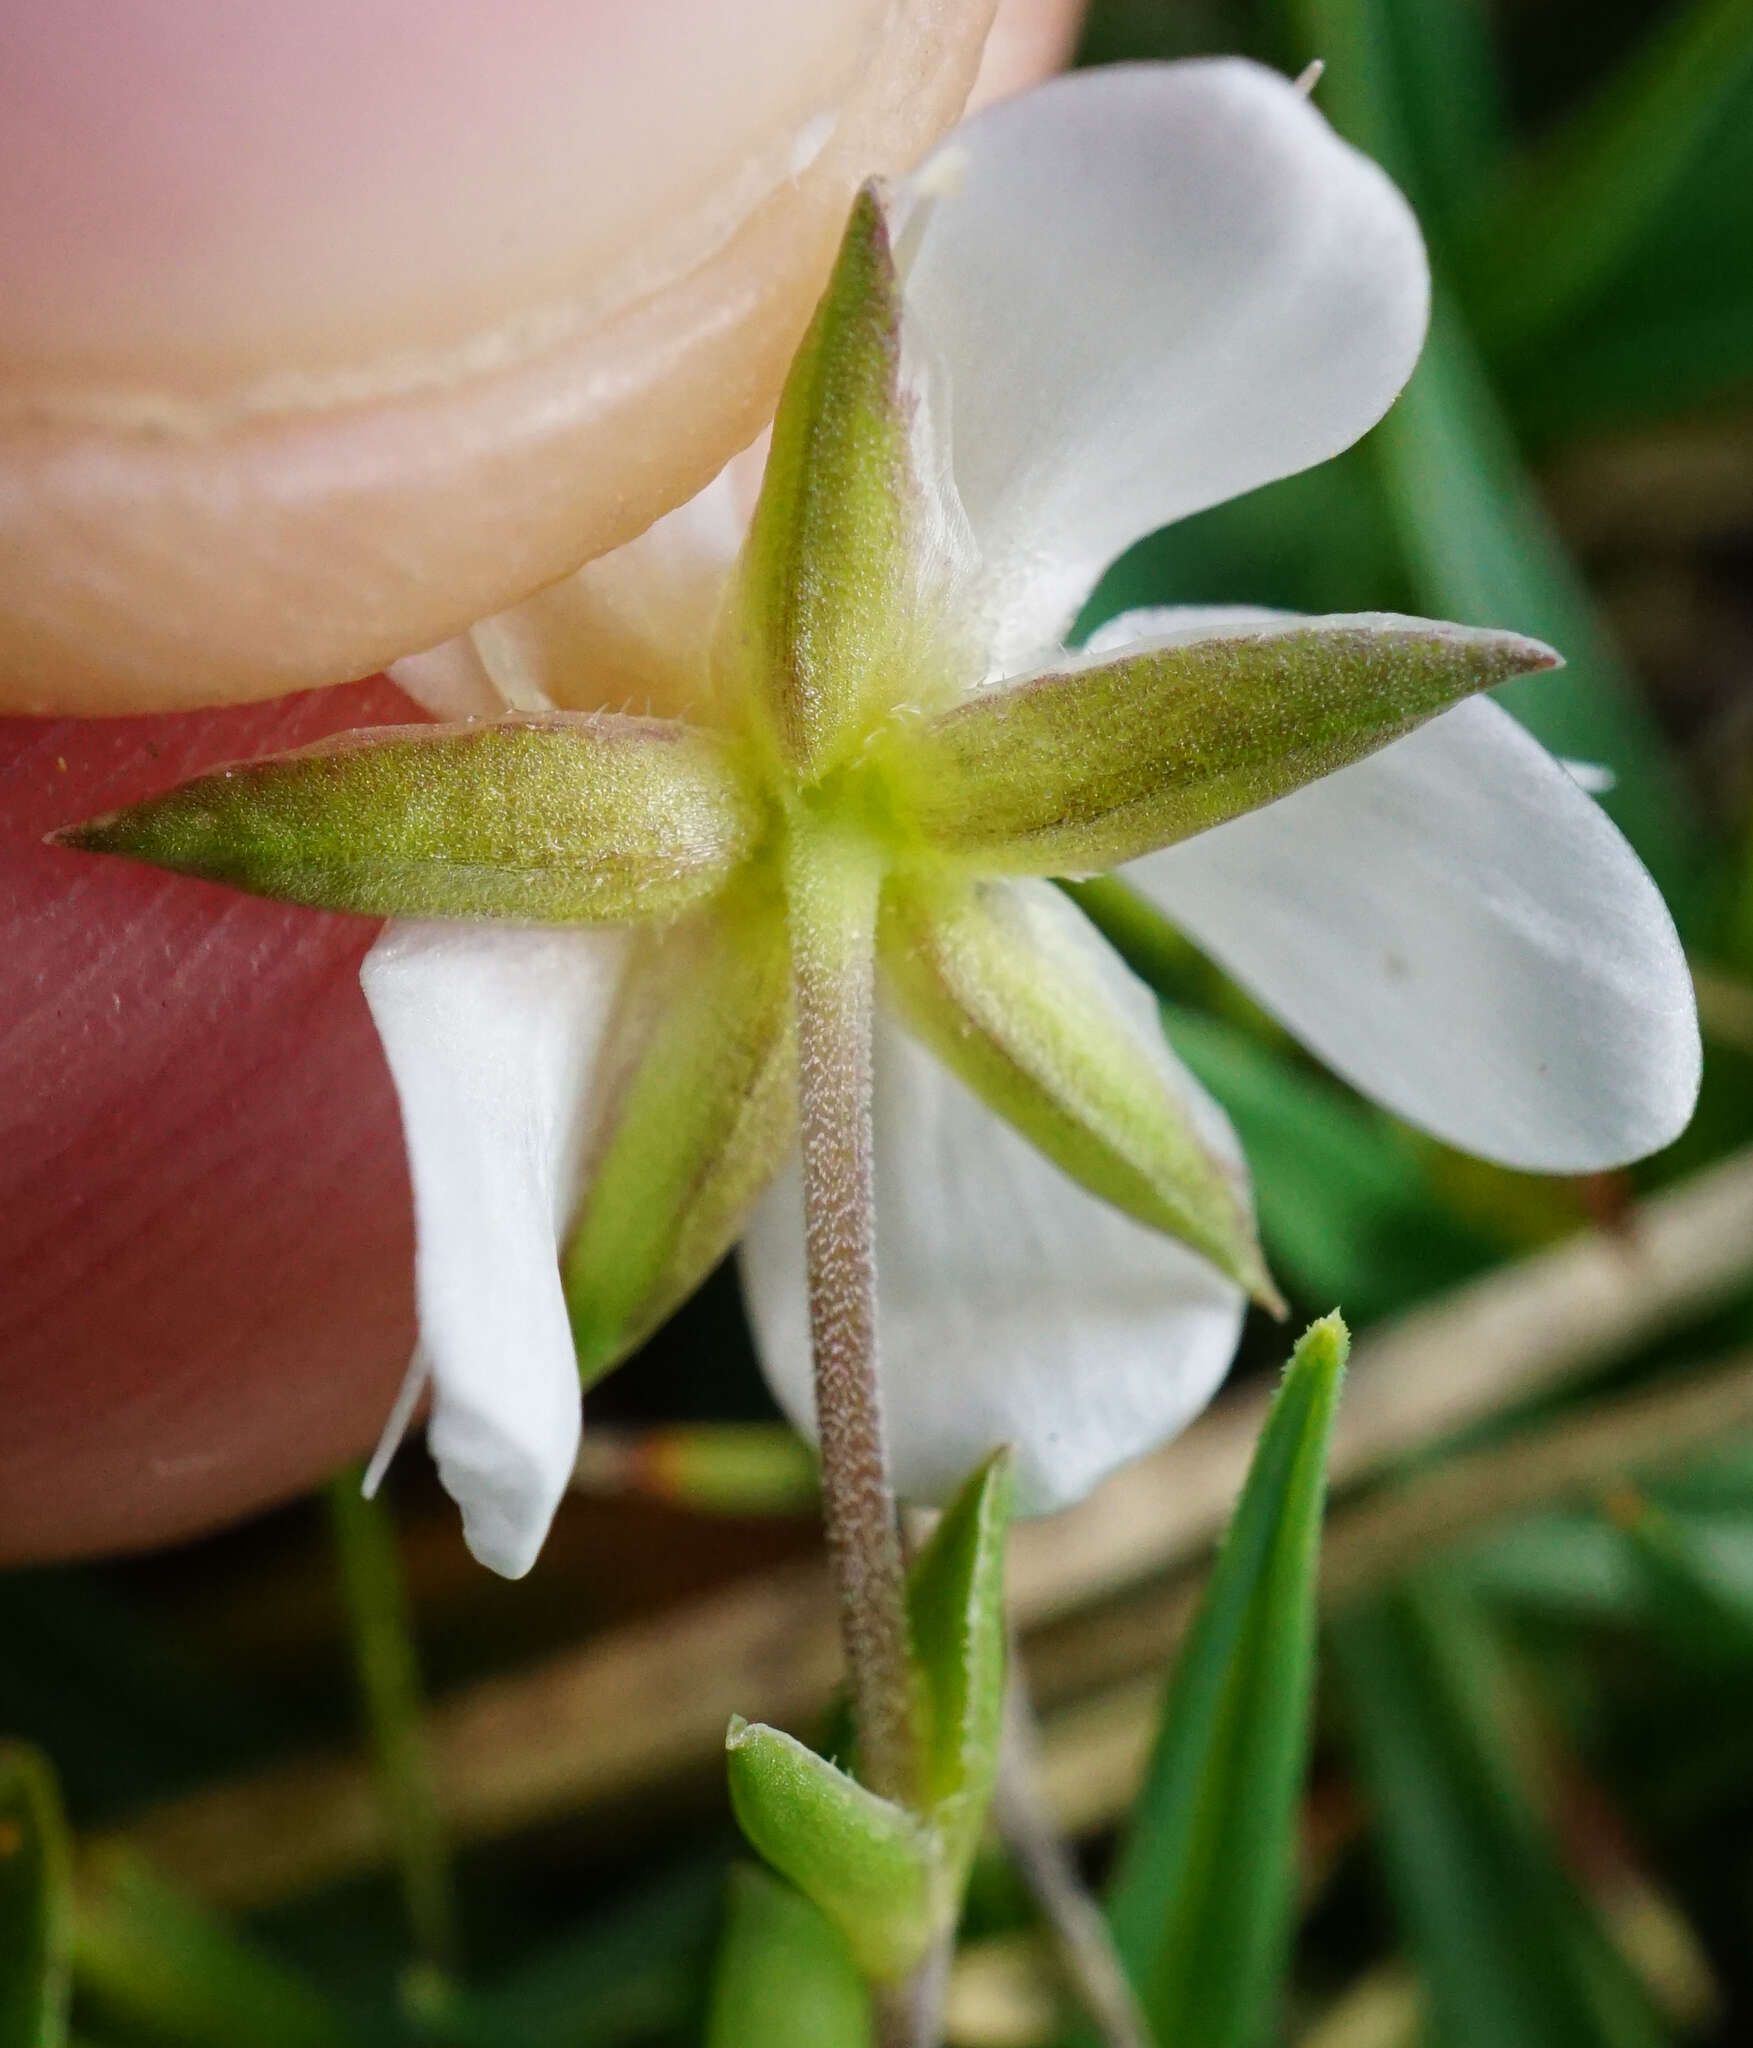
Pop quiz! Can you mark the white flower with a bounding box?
[291,61,1692,1572]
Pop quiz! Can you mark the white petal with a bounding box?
[1080,603,1292,656]
[388,440,764,723]
[742,1016,1247,1516]
[361,920,632,1575]
[388,633,504,721]
[1126,695,1701,1171]
[898,61,1429,671]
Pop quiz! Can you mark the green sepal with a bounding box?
[0,1744,72,2048]
[906,1449,1014,1883]
[1104,1314,1348,2048]
[705,1866,872,2048]
[879,874,1277,1306]
[887,615,1557,876]
[55,714,762,926]
[564,885,794,1385]
[718,185,940,780]
[723,1720,939,1984]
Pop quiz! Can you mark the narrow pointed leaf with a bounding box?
[889,615,1555,876]
[76,1851,358,2048]
[706,1867,871,2048]
[56,714,761,924]
[0,1745,72,2048]
[564,891,794,1384]
[1105,1314,1348,2048]
[724,1720,939,1983]
[906,1450,1014,1879]
[1332,1581,1669,2048]
[879,874,1274,1303]
[720,185,934,778]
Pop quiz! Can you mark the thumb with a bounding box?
[0,0,997,714]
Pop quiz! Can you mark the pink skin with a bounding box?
[1,680,418,1556]
[0,0,1083,1562]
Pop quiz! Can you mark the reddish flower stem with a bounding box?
[786,828,918,1812]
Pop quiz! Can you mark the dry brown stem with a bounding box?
[94,1146,1753,1907]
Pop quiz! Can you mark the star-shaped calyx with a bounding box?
[63,189,1555,1401]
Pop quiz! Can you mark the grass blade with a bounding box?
[1332,1579,1669,2048]
[1461,0,1753,352]
[431,1860,723,2047]
[75,1852,359,2048]
[1104,1314,1349,2048]
[0,1746,72,2048]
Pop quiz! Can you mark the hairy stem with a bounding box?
[875,1943,950,2048]
[787,827,917,1809]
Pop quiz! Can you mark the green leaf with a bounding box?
[1076,448,1409,639]
[1517,287,1753,442]
[0,1745,72,2048]
[705,1867,870,2048]
[1612,1492,1753,1668]
[1331,1580,1669,2048]
[564,886,794,1384]
[879,875,1276,1304]
[1460,1513,1655,1626]
[906,1450,1014,1880]
[325,1471,452,1972]
[721,184,942,780]
[55,714,761,925]
[1289,0,1508,235]
[0,1572,288,1819]
[1369,297,1698,912]
[431,1858,723,2047]
[75,1851,358,2048]
[887,614,1554,876]
[723,1721,938,1983]
[1459,0,1753,352]
[1502,79,1753,438]
[1105,1313,1348,2048]
[1368,0,1508,233]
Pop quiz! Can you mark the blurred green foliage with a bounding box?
[7,1,1753,2043]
